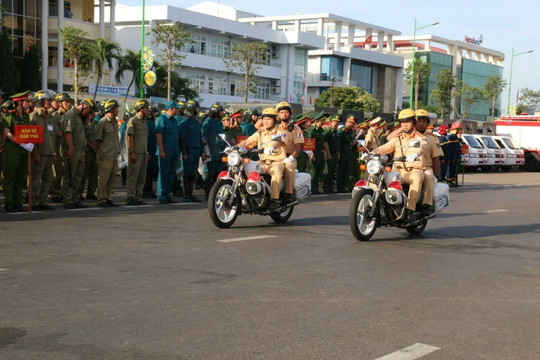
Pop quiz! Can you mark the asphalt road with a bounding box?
[1,171,539,360]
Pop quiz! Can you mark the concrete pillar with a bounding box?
[272,21,277,30]
[386,34,393,54]
[344,57,351,85]
[334,22,342,51]
[377,31,384,52]
[316,19,324,36]
[347,25,355,47]
[57,0,64,92]
[294,20,300,32]
[99,0,105,38]
[425,40,431,51]
[42,0,48,89]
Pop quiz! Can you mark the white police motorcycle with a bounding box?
[349,141,449,241]
[208,134,311,228]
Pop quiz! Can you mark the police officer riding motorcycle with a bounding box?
[207,107,311,228]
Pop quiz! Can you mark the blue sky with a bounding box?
[119,0,540,111]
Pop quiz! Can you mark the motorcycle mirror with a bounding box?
[219,133,233,147]
[358,139,366,147]
[270,134,283,143]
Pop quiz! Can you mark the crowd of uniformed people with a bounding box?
[0,87,462,214]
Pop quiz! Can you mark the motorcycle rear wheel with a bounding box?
[208,179,239,228]
[349,189,377,241]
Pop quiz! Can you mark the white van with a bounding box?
[493,135,525,171]
[460,134,488,169]
[474,135,505,170]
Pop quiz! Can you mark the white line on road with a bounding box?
[374,343,441,360]
[484,209,509,213]
[217,235,277,243]
[68,208,100,211]
[123,205,154,209]
[169,202,197,206]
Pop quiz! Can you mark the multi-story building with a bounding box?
[241,13,404,113]
[1,0,117,93]
[112,2,324,107]
[393,35,505,121]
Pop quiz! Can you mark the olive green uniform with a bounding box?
[337,127,355,192]
[296,127,309,173]
[30,108,56,206]
[125,114,148,203]
[50,109,65,199]
[306,124,325,193]
[95,115,119,205]
[61,107,86,205]
[79,120,98,198]
[323,128,340,193]
[3,112,31,207]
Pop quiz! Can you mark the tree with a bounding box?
[429,68,455,119]
[145,61,198,100]
[315,86,381,112]
[90,38,122,100]
[18,44,41,92]
[517,87,540,113]
[150,21,192,101]
[115,49,142,102]
[453,82,484,120]
[60,26,94,102]
[404,58,431,110]
[223,42,268,103]
[483,75,507,117]
[0,26,19,96]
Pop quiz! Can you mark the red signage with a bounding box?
[303,138,315,151]
[461,144,469,155]
[14,125,43,144]
[236,135,248,144]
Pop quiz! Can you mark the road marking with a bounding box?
[217,235,277,243]
[8,211,42,215]
[374,343,441,360]
[68,208,100,211]
[169,202,198,206]
[484,209,509,213]
[123,205,154,209]
[0,268,8,272]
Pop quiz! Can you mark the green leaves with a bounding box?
[314,86,381,112]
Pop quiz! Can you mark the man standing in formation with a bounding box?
[306,114,325,194]
[179,100,205,203]
[50,92,72,202]
[95,99,120,208]
[202,103,225,200]
[337,115,357,193]
[156,101,180,204]
[61,98,96,209]
[125,99,150,206]
[323,116,340,193]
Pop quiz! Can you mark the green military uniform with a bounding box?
[337,126,355,192]
[50,108,65,200]
[79,119,98,198]
[295,118,309,173]
[95,115,119,205]
[323,125,340,193]
[61,107,87,206]
[125,113,148,203]
[30,108,56,207]
[306,122,325,194]
[225,126,242,145]
[2,111,31,209]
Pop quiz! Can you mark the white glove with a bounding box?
[406,153,419,163]
[283,155,295,164]
[360,153,370,161]
[304,150,312,158]
[433,175,438,184]
[263,147,276,155]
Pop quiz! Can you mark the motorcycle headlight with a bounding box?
[227,151,241,166]
[366,159,382,174]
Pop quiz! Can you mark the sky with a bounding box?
[118,0,540,112]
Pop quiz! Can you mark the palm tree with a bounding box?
[115,49,142,102]
[91,38,122,100]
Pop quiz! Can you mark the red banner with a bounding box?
[14,125,43,144]
[303,138,315,151]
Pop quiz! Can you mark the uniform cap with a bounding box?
[165,100,179,110]
[330,115,340,122]
[370,117,381,126]
[231,111,243,119]
[346,115,356,123]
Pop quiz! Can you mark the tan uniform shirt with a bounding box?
[30,108,55,156]
[245,127,286,162]
[365,128,380,151]
[62,107,86,152]
[96,116,119,161]
[279,124,304,156]
[425,133,444,168]
[126,114,148,155]
[374,130,429,170]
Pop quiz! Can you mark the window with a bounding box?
[185,73,206,93]
[208,76,227,95]
[255,81,270,100]
[191,35,207,55]
[209,38,230,58]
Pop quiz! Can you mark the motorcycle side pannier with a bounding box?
[294,172,311,200]
[433,182,450,212]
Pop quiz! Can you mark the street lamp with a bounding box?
[409,19,439,110]
[506,47,533,114]
[140,0,146,99]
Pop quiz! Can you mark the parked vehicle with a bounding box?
[495,116,540,171]
[460,134,488,170]
[492,135,525,171]
[474,135,505,171]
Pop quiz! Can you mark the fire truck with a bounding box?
[494,116,540,171]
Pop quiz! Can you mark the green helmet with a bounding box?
[80,98,97,112]
[134,99,150,112]
[103,99,119,113]
[210,103,223,113]
[54,92,72,102]
[185,100,198,115]
[250,107,260,116]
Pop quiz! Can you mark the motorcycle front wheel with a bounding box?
[349,189,377,241]
[208,179,239,228]
[270,206,294,223]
